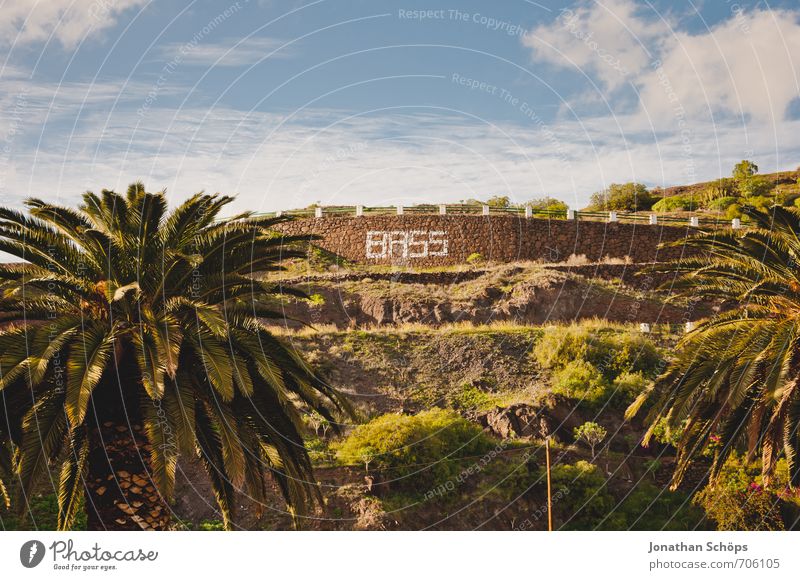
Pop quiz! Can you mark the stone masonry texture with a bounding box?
[273,215,699,266]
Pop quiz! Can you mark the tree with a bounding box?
[486,195,511,208]
[0,184,350,530]
[527,197,568,214]
[732,160,758,183]
[574,422,607,459]
[586,183,654,212]
[633,206,800,490]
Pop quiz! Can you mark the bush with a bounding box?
[551,460,623,530]
[586,183,654,212]
[619,483,708,530]
[707,196,738,211]
[335,409,494,491]
[742,195,773,210]
[552,360,608,403]
[466,252,484,267]
[611,371,650,404]
[651,195,696,212]
[725,203,743,219]
[527,197,568,214]
[694,454,785,530]
[535,325,664,381]
[649,416,686,447]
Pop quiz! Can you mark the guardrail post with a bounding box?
[685,321,696,333]
[482,205,489,216]
[639,323,651,333]
[566,208,575,220]
[689,216,699,227]
[355,205,363,217]
[397,205,404,215]
[608,211,618,222]
[524,206,532,219]
[314,207,322,218]
[649,214,658,225]
[439,204,447,215]
[275,210,282,217]
[731,218,741,229]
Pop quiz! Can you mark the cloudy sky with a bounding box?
[1,0,799,213]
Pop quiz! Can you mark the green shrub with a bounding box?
[649,416,686,447]
[466,252,484,267]
[707,196,738,211]
[725,203,743,219]
[619,483,708,530]
[527,197,568,214]
[535,325,664,381]
[694,454,784,530]
[742,195,772,210]
[611,371,650,403]
[586,183,654,212]
[335,408,494,491]
[551,460,623,530]
[651,195,696,212]
[552,360,608,403]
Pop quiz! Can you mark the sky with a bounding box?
[1,0,799,214]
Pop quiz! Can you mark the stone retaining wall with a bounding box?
[274,215,698,266]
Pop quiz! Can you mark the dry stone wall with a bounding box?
[274,215,698,266]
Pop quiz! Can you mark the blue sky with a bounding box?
[1,0,799,213]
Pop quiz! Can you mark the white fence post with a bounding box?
[566,208,575,220]
[355,205,363,217]
[314,207,322,218]
[689,216,699,227]
[439,204,447,215]
[649,214,658,225]
[525,206,532,219]
[732,218,741,229]
[482,205,489,216]
[685,321,696,333]
[275,210,282,217]
[639,323,651,333]
[608,211,618,222]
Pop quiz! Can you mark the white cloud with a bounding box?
[0,0,146,48]
[3,105,799,216]
[524,1,800,124]
[157,37,293,67]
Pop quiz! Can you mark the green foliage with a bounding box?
[307,293,326,307]
[702,178,736,205]
[527,197,568,214]
[707,196,739,211]
[732,159,758,182]
[695,455,784,530]
[618,483,708,530]
[335,409,494,491]
[551,360,608,403]
[1,493,87,531]
[573,422,607,457]
[612,371,650,403]
[0,183,351,529]
[742,195,773,210]
[638,206,800,489]
[651,195,696,212]
[486,195,511,208]
[447,382,494,411]
[587,182,654,212]
[551,460,622,530]
[535,325,664,381]
[725,203,743,219]
[466,252,484,266]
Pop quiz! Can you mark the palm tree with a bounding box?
[0,183,349,530]
[630,206,800,490]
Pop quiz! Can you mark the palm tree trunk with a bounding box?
[85,419,170,531]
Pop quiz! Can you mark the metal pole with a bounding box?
[546,436,553,531]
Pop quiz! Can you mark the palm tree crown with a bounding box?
[635,206,800,489]
[0,183,348,529]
